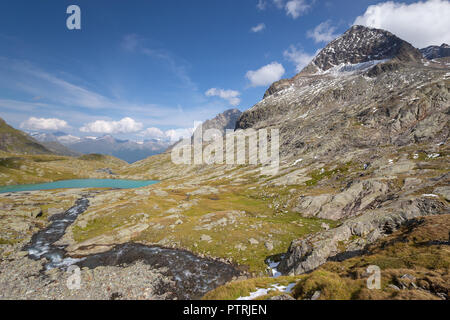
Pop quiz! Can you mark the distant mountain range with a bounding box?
[29,132,171,163]
[1,108,244,163]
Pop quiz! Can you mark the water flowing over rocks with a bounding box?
[4,193,243,300]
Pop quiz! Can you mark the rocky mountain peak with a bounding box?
[301,25,422,74]
[263,25,424,99]
[420,43,450,60]
[196,108,242,135]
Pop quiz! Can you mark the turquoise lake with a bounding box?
[0,179,159,194]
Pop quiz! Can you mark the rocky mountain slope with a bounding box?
[0,118,52,155]
[239,27,448,161]
[37,141,81,157]
[234,25,449,279]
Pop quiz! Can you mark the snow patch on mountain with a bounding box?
[315,59,389,77]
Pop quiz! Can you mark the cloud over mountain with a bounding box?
[284,45,317,72]
[246,62,285,87]
[20,117,69,131]
[141,126,195,142]
[307,21,339,43]
[354,0,450,48]
[80,117,143,134]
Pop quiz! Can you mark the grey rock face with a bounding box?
[279,196,448,275]
[195,109,242,136]
[264,79,293,99]
[434,186,450,201]
[294,180,390,220]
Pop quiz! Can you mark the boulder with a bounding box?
[269,294,295,301]
[153,190,169,197]
[30,208,43,218]
[264,241,274,251]
[200,235,212,242]
[434,186,450,201]
[294,180,389,220]
[47,207,64,216]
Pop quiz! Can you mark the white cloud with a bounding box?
[165,128,195,142]
[141,124,200,142]
[246,62,286,87]
[140,127,166,139]
[307,21,339,43]
[257,0,267,10]
[251,23,266,33]
[354,0,450,48]
[273,0,285,9]
[20,117,69,131]
[283,45,317,72]
[285,0,310,19]
[205,88,241,106]
[80,117,143,134]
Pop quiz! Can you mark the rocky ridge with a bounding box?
[421,43,450,60]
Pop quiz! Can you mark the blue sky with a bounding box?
[0,0,448,141]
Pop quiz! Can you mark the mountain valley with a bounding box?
[0,25,448,301]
